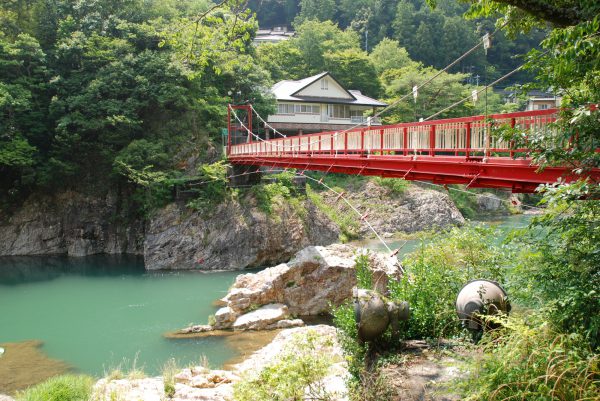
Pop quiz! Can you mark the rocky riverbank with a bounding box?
[0,178,475,269]
[93,325,347,401]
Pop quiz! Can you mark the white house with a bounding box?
[266,72,387,136]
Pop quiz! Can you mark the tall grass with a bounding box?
[458,317,600,400]
[16,375,94,401]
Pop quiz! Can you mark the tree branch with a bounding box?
[493,0,586,27]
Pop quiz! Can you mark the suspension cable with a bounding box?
[231,24,509,152]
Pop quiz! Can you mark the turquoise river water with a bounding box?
[0,214,533,393]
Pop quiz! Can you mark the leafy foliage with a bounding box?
[0,0,273,210]
[457,316,599,401]
[233,329,335,401]
[388,225,508,339]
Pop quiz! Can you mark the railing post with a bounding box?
[466,122,471,159]
[429,125,436,156]
[510,117,516,158]
[380,129,384,155]
[344,131,348,155]
[318,135,321,153]
[227,105,231,156]
[331,135,334,155]
[360,129,365,155]
[403,127,408,156]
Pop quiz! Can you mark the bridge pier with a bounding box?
[228,164,262,187]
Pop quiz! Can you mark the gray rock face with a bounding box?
[144,196,339,270]
[476,193,503,211]
[319,181,465,235]
[0,191,143,256]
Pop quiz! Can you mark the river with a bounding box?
[0,213,533,393]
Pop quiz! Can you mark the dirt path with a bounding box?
[379,340,471,401]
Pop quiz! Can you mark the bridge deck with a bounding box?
[227,107,598,193]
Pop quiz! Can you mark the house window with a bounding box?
[321,79,328,90]
[277,103,320,114]
[328,104,350,119]
[294,104,320,114]
[537,104,549,110]
[277,104,295,114]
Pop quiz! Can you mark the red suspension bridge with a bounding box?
[226,105,599,193]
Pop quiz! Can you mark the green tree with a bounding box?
[292,20,360,74]
[294,0,336,25]
[370,38,414,74]
[324,48,381,97]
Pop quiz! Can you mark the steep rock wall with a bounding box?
[0,191,143,256]
[144,197,340,270]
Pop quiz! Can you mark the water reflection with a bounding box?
[0,254,145,286]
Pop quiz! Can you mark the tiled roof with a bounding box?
[271,72,387,107]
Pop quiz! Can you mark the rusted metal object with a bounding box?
[353,288,410,342]
[456,279,511,340]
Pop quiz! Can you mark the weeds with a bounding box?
[457,316,599,400]
[233,330,336,401]
[307,186,360,242]
[162,358,178,399]
[15,375,94,401]
[373,177,409,194]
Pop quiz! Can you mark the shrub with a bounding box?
[373,177,409,194]
[307,186,360,242]
[233,330,335,401]
[458,316,599,401]
[507,195,600,350]
[354,253,373,289]
[388,225,508,339]
[16,375,94,401]
[186,161,229,211]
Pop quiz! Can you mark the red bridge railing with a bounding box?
[228,108,559,159]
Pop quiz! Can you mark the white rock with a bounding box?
[213,306,236,330]
[233,303,289,331]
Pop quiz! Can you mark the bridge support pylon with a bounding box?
[228,164,262,187]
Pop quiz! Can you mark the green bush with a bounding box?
[373,177,409,194]
[307,186,360,242]
[16,375,94,401]
[388,225,508,339]
[233,330,334,401]
[458,316,599,401]
[186,161,229,211]
[507,193,600,350]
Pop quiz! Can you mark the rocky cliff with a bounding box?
[0,179,469,269]
[0,191,144,257]
[144,195,339,270]
[315,181,465,236]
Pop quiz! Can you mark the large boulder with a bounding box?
[213,244,402,330]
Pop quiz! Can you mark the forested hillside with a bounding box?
[0,0,552,214]
[249,0,545,83]
[0,0,271,211]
